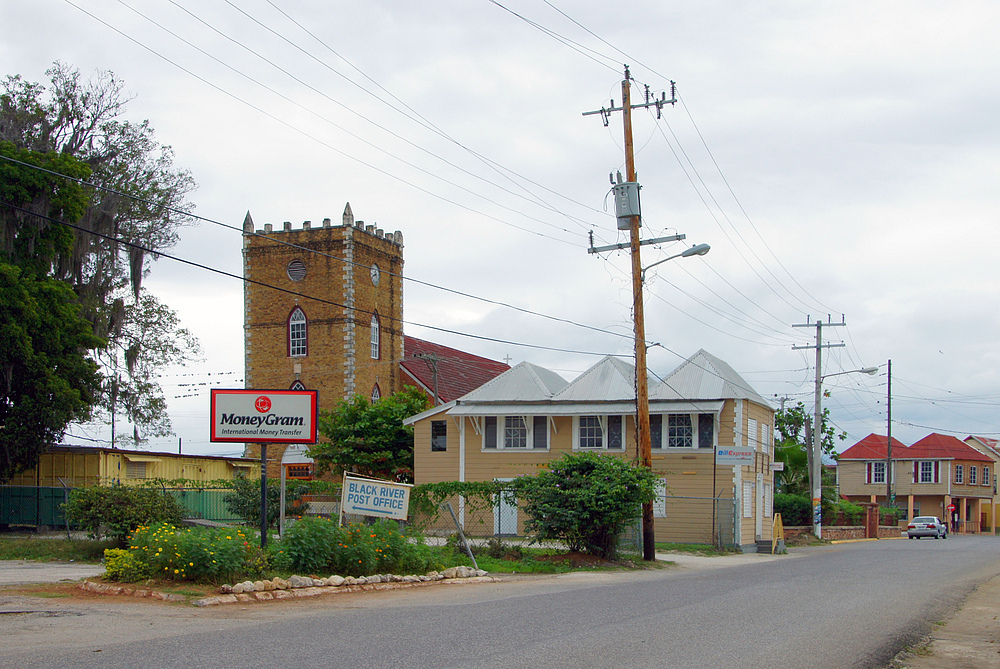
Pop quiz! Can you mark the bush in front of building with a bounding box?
[273,516,440,577]
[774,493,811,526]
[64,485,184,545]
[511,452,657,561]
[223,477,310,528]
[114,522,267,583]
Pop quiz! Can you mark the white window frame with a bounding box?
[668,413,694,448]
[984,466,991,487]
[289,307,307,357]
[970,465,978,485]
[872,461,886,485]
[483,416,550,451]
[573,415,625,451]
[955,464,964,484]
[370,313,380,360]
[760,423,770,455]
[652,413,717,450]
[918,461,936,484]
[748,419,758,452]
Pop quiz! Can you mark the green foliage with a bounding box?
[123,522,267,583]
[511,452,657,560]
[0,536,115,562]
[223,478,310,528]
[408,480,502,530]
[313,386,429,482]
[63,485,183,545]
[103,547,151,582]
[275,517,441,577]
[828,499,865,525]
[2,62,199,444]
[0,262,103,482]
[774,400,846,498]
[774,493,811,526]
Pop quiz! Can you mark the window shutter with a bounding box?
[532,416,547,449]
[913,462,919,483]
[484,417,497,449]
[933,461,940,483]
[866,463,872,485]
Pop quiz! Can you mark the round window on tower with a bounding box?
[287,259,307,281]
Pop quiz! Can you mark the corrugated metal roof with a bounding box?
[448,400,724,417]
[652,349,769,405]
[552,356,640,402]
[456,361,568,403]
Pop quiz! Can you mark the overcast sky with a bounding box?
[3,1,998,456]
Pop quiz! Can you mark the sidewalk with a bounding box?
[887,570,1000,668]
[0,560,104,585]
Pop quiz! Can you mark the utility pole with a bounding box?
[885,359,893,507]
[414,352,441,405]
[583,66,676,562]
[792,315,846,539]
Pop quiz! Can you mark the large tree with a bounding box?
[0,262,102,482]
[774,398,846,497]
[311,387,430,483]
[0,62,199,445]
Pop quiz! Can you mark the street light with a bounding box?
[634,242,709,560]
[812,365,879,539]
[641,243,710,282]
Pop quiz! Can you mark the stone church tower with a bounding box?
[241,203,404,470]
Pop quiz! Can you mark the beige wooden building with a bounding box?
[407,350,776,551]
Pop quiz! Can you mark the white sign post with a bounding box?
[340,474,412,523]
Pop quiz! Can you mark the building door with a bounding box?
[494,478,518,536]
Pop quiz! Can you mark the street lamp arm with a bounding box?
[641,243,710,281]
[821,366,879,380]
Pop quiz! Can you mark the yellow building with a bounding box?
[241,204,405,477]
[406,350,776,552]
[7,445,259,487]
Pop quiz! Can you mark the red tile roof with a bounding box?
[909,433,993,462]
[400,336,510,404]
[839,433,909,460]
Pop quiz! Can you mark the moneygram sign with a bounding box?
[210,389,318,444]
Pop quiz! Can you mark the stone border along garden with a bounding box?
[79,565,496,607]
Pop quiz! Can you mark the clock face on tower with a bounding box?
[370,263,380,286]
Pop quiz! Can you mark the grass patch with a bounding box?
[0,536,114,563]
[654,542,738,557]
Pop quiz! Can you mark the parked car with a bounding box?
[907,516,948,539]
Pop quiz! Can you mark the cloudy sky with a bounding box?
[3,1,998,456]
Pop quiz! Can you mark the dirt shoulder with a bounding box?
[887,571,1000,668]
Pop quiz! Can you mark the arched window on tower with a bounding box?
[371,384,381,402]
[289,307,307,357]
[370,312,380,360]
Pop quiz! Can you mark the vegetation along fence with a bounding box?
[0,485,72,529]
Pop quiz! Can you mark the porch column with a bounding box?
[959,497,966,533]
[907,495,914,521]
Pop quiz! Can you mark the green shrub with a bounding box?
[223,478,310,528]
[64,485,184,545]
[124,522,266,583]
[510,452,657,560]
[276,517,440,576]
[103,548,151,582]
[774,493,811,526]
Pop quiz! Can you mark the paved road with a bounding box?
[3,537,998,669]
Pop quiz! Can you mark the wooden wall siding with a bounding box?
[413,416,461,484]
[8,452,258,487]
